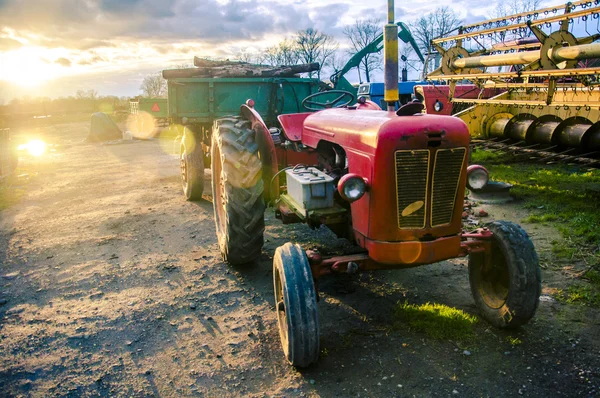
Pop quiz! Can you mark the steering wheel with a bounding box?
[301,90,355,111]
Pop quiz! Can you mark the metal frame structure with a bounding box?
[421,0,600,164]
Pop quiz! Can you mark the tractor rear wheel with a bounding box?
[211,117,265,265]
[469,221,541,328]
[180,127,205,201]
[273,242,320,367]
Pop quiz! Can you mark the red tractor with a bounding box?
[210,94,541,366]
[208,2,541,367]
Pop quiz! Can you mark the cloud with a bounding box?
[0,37,22,52]
[77,55,105,66]
[55,57,71,67]
[0,0,319,49]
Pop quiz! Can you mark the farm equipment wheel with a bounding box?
[469,221,541,329]
[211,117,265,265]
[180,127,205,201]
[301,90,355,111]
[273,242,320,367]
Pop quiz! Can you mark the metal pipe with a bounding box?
[552,43,600,62]
[383,0,399,109]
[451,42,600,69]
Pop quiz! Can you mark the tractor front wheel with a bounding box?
[469,221,541,328]
[211,117,265,265]
[180,127,205,201]
[273,242,320,367]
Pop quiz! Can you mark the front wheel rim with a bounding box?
[274,267,289,355]
[476,245,510,309]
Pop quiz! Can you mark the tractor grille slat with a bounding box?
[395,150,429,229]
[431,148,466,227]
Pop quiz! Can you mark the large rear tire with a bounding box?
[211,117,265,265]
[469,221,541,328]
[180,127,204,201]
[273,242,320,367]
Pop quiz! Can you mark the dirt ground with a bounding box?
[0,121,599,397]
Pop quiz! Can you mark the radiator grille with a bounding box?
[395,150,429,229]
[431,148,466,227]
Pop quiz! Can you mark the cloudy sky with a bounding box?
[0,0,561,102]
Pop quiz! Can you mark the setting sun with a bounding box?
[0,46,63,87]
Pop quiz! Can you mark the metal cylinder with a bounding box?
[451,42,600,70]
[383,0,398,108]
[552,43,600,63]
[557,117,593,147]
[588,122,600,150]
[452,51,539,69]
[529,115,562,144]
[489,117,511,138]
[506,114,537,141]
[383,24,399,106]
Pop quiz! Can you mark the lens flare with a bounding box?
[127,111,157,139]
[18,140,47,157]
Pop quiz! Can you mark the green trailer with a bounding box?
[166,77,321,131]
[164,74,323,200]
[129,97,169,133]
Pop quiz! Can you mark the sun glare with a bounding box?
[18,140,47,157]
[0,47,62,87]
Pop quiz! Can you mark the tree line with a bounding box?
[0,90,131,117]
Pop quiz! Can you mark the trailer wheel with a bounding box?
[211,117,265,265]
[180,127,205,201]
[469,221,541,328]
[273,242,320,367]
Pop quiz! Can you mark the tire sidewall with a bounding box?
[273,243,320,367]
[469,221,541,328]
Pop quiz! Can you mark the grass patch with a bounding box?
[393,301,478,341]
[472,150,600,261]
[555,285,600,307]
[0,184,23,211]
[524,214,559,223]
[506,336,522,346]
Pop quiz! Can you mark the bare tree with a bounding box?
[261,39,300,66]
[495,0,542,20]
[494,0,543,40]
[343,18,382,83]
[328,50,349,75]
[294,28,338,79]
[410,6,462,79]
[76,89,98,100]
[236,50,258,64]
[140,73,166,98]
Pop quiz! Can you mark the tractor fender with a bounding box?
[240,103,279,203]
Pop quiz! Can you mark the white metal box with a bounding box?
[285,167,334,213]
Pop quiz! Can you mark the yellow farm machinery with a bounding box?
[418,0,600,165]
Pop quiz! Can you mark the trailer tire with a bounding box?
[180,127,205,201]
[469,221,541,329]
[211,117,265,265]
[273,242,320,367]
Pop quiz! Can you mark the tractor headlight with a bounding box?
[434,99,444,112]
[338,174,367,202]
[466,165,489,191]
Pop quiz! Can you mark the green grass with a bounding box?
[555,285,600,307]
[506,336,523,346]
[471,150,600,262]
[393,302,479,341]
[0,184,22,211]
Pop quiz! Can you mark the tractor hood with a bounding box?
[300,108,469,153]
